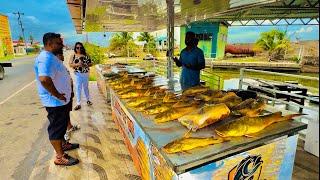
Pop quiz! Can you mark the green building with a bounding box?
[180,22,228,59]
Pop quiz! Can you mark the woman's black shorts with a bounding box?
[45,103,70,140]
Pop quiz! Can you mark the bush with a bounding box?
[84,42,105,64]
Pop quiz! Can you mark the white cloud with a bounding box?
[25,16,40,24]
[306,27,313,33]
[295,27,313,34]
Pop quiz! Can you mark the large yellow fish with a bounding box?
[126,97,154,107]
[173,98,201,108]
[162,133,226,154]
[215,112,302,138]
[179,104,230,131]
[134,101,161,111]
[154,106,199,123]
[232,99,266,117]
[194,90,225,102]
[144,103,176,115]
[119,89,149,99]
[163,92,178,103]
[209,92,240,104]
[182,86,210,97]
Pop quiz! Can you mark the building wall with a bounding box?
[180,22,227,59]
[0,14,14,58]
[216,23,228,59]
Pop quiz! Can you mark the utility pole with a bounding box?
[13,11,28,55]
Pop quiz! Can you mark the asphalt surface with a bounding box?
[0,56,36,103]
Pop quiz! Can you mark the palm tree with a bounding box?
[256,29,290,61]
[109,32,134,57]
[137,32,156,53]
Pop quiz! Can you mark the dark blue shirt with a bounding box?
[179,47,205,90]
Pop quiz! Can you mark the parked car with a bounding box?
[143,54,157,60]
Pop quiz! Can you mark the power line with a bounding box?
[13,11,28,55]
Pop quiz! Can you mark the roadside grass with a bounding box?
[0,53,38,62]
[89,66,97,81]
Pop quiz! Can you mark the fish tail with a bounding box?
[279,113,305,122]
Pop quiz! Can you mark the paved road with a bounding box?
[0,56,36,103]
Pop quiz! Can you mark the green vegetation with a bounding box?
[137,32,157,55]
[108,32,140,57]
[256,29,290,61]
[84,42,106,65]
[0,54,14,62]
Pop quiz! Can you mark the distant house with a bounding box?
[12,40,41,55]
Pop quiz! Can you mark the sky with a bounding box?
[0,0,319,47]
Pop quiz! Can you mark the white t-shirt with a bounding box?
[34,51,71,107]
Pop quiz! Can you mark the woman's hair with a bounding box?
[74,42,87,55]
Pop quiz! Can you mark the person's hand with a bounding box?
[57,93,66,102]
[77,61,83,67]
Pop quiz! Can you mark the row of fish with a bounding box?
[106,73,302,154]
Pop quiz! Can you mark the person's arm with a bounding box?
[173,57,182,67]
[38,58,66,102]
[69,54,80,68]
[184,50,205,71]
[87,56,93,67]
[39,76,66,102]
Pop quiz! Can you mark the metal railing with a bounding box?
[238,68,319,121]
[201,69,222,90]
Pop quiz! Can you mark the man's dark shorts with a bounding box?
[46,102,70,140]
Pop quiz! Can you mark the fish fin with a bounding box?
[182,150,192,154]
[279,113,306,122]
[183,129,193,138]
[244,134,256,138]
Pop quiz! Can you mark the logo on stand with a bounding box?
[228,155,263,180]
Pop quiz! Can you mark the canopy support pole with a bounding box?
[166,0,174,84]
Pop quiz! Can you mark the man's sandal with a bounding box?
[54,154,79,166]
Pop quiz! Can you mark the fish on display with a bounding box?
[154,105,199,123]
[232,98,266,117]
[182,86,210,97]
[126,97,154,107]
[194,90,225,102]
[144,103,176,115]
[163,92,178,103]
[179,103,231,131]
[119,89,148,99]
[162,132,227,154]
[134,101,162,111]
[173,98,201,108]
[215,112,302,138]
[209,92,240,104]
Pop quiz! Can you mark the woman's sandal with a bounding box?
[74,105,81,111]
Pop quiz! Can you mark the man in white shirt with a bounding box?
[34,33,79,166]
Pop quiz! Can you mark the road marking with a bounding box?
[0,80,35,105]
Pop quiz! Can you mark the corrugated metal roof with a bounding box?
[67,0,319,34]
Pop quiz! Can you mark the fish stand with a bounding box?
[96,64,307,180]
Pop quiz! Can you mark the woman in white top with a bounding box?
[69,42,93,110]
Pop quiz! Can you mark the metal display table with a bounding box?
[97,66,307,179]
